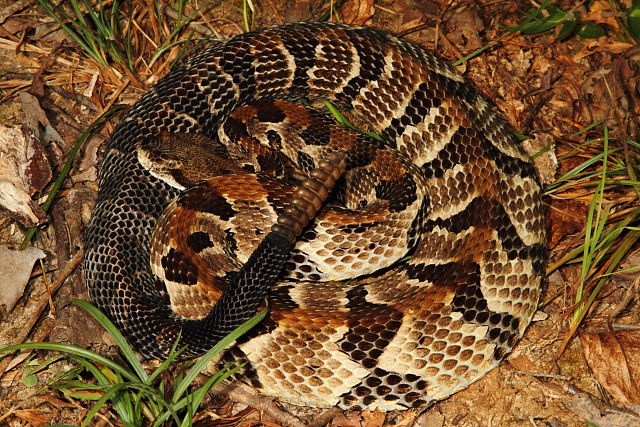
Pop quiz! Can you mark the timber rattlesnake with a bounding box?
[83,22,547,411]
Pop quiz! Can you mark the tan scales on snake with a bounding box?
[83,22,547,411]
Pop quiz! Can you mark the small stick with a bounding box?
[0,249,83,375]
[224,383,305,427]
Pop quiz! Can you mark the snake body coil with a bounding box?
[84,22,546,411]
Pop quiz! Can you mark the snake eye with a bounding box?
[144,146,181,169]
[165,158,181,169]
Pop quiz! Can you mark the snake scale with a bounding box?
[83,22,547,411]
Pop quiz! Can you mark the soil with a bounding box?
[1,0,639,426]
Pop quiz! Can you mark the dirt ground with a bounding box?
[1,0,640,426]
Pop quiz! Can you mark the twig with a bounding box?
[513,370,572,381]
[224,382,306,427]
[0,0,35,25]
[0,249,83,375]
[165,6,219,37]
[0,72,98,110]
[308,407,341,427]
[40,259,56,316]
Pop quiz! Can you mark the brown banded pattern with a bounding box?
[84,22,546,412]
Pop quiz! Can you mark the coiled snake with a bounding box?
[83,22,547,411]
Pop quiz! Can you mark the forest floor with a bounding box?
[0,0,639,426]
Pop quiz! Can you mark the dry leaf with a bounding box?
[571,391,640,426]
[0,125,51,226]
[596,42,636,54]
[19,92,65,147]
[13,408,53,426]
[361,410,385,427]
[72,134,103,183]
[445,4,483,51]
[521,132,557,186]
[508,354,538,372]
[414,410,445,427]
[580,330,640,406]
[338,0,375,26]
[397,1,439,35]
[0,0,33,25]
[0,246,46,314]
[331,409,385,427]
[581,0,621,29]
[548,199,588,249]
[83,70,100,99]
[37,392,77,408]
[331,412,362,427]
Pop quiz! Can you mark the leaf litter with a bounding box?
[0,0,639,426]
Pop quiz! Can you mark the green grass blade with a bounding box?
[152,362,244,427]
[69,0,88,28]
[33,358,84,395]
[81,382,133,427]
[0,342,138,382]
[145,339,187,386]
[571,121,603,137]
[568,230,640,338]
[451,33,509,67]
[38,0,107,68]
[171,308,267,404]
[179,363,244,427]
[323,100,383,141]
[575,127,609,308]
[67,357,139,426]
[544,148,620,195]
[148,0,214,68]
[242,0,253,32]
[316,0,346,22]
[79,380,179,427]
[72,300,148,382]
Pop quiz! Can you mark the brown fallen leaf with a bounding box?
[361,410,385,427]
[396,0,439,35]
[19,92,65,148]
[13,408,54,427]
[338,0,374,26]
[445,3,483,52]
[331,409,385,427]
[72,134,103,184]
[0,0,33,25]
[30,42,63,98]
[548,199,588,250]
[521,132,557,186]
[596,42,636,54]
[331,411,362,427]
[571,391,640,427]
[414,409,445,427]
[581,0,622,29]
[37,392,77,409]
[0,126,51,226]
[508,354,538,372]
[0,246,46,314]
[580,330,640,406]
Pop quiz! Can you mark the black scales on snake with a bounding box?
[83,22,547,411]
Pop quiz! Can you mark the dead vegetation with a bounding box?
[0,0,639,426]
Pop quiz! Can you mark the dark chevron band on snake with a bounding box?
[83,22,546,411]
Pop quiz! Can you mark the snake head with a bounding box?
[137,132,243,189]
